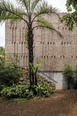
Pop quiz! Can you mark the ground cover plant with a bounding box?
[0,81,53,99]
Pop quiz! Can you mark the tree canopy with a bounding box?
[66,0,77,11]
[61,0,77,30]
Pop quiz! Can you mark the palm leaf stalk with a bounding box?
[0,0,61,93]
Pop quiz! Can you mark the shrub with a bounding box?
[63,64,77,89]
[0,81,53,99]
[0,60,22,86]
[73,65,77,89]
[1,84,33,99]
[34,82,53,97]
[63,64,73,78]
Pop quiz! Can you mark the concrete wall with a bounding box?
[38,71,68,90]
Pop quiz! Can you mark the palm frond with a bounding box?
[37,16,53,29]
[35,1,58,16]
[0,0,27,23]
[15,0,29,12]
[25,28,28,46]
[31,0,42,12]
[32,1,59,22]
[33,16,63,37]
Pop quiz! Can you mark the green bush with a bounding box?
[1,84,33,99]
[73,65,77,89]
[34,82,53,97]
[0,61,22,86]
[0,82,53,99]
[63,64,77,89]
[63,64,73,78]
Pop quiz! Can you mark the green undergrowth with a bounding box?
[0,81,54,100]
[0,96,38,102]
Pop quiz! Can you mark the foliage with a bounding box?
[63,64,73,78]
[25,29,28,46]
[0,81,53,99]
[73,65,77,78]
[0,0,61,91]
[0,60,22,86]
[63,64,77,89]
[66,0,77,11]
[30,59,44,75]
[0,46,5,56]
[7,54,19,67]
[0,84,33,99]
[30,59,44,86]
[34,82,53,97]
[61,0,77,31]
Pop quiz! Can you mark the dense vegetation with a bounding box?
[0,58,53,99]
[63,64,77,89]
[0,82,53,99]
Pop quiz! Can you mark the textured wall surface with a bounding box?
[5,13,77,71]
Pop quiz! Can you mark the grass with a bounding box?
[0,96,39,102]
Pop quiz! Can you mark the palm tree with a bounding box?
[0,0,61,91]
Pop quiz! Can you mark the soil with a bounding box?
[0,89,77,116]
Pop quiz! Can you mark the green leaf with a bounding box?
[0,0,26,23]
[30,59,44,75]
[34,1,58,16]
[25,28,28,46]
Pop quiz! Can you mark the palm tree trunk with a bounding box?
[28,24,34,90]
[35,73,37,85]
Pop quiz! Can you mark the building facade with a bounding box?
[5,13,77,89]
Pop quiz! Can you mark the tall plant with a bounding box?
[0,0,61,91]
[30,59,44,86]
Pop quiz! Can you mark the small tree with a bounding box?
[63,64,74,89]
[0,0,61,92]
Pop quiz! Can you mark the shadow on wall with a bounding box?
[38,71,68,90]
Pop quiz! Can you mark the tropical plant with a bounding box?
[61,0,77,30]
[1,84,33,99]
[30,59,44,86]
[0,0,61,92]
[0,82,53,99]
[34,82,53,97]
